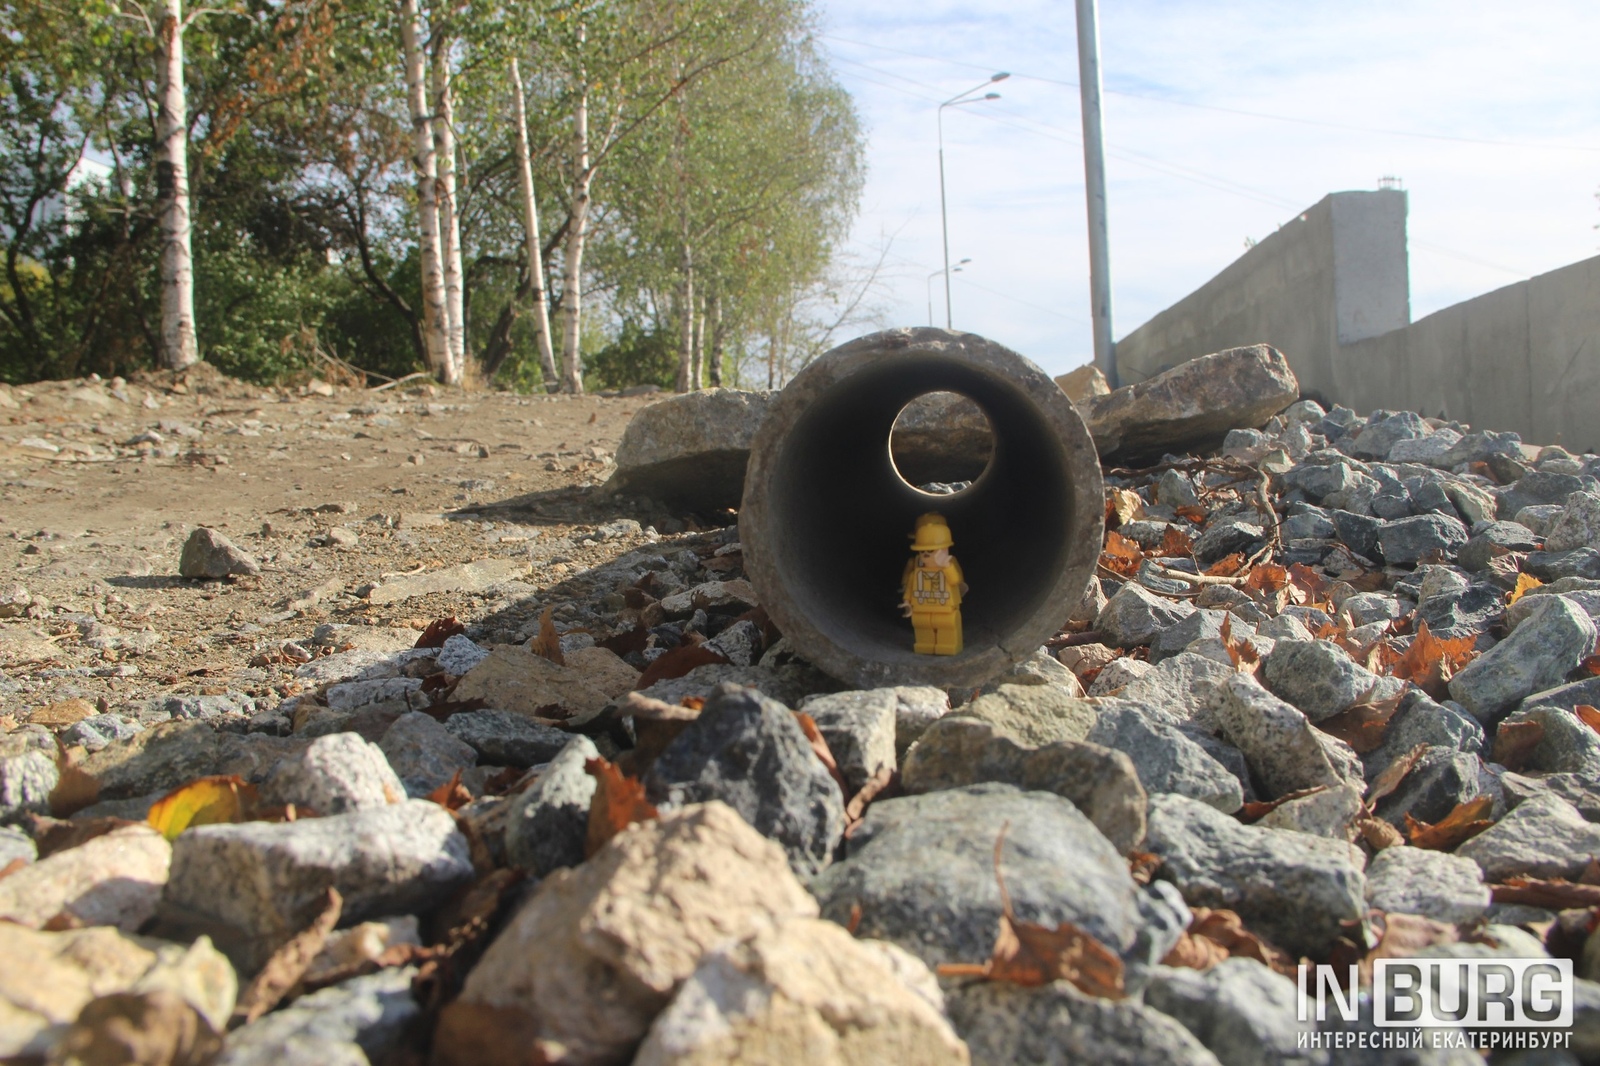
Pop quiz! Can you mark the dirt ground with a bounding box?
[0,366,686,719]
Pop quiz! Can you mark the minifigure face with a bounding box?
[918,547,951,568]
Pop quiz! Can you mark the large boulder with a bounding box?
[603,388,773,512]
[1084,345,1298,462]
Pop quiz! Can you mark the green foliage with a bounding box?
[0,0,867,387]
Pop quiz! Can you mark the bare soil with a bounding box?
[0,367,681,719]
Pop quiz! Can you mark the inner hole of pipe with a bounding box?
[888,391,995,495]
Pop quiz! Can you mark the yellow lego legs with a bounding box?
[912,611,963,656]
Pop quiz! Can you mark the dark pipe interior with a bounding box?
[767,355,1076,667]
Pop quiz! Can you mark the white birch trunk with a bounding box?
[155,0,199,370]
[510,58,558,390]
[675,250,693,393]
[691,296,704,390]
[707,291,723,388]
[431,43,466,380]
[399,0,451,381]
[557,29,589,395]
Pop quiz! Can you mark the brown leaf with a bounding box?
[1244,564,1290,596]
[1406,796,1495,850]
[1127,851,1161,886]
[1287,563,1330,606]
[1237,785,1328,824]
[1491,719,1546,772]
[795,712,850,798]
[1490,876,1600,910]
[1205,552,1248,577]
[1581,655,1600,677]
[1316,690,1405,754]
[1578,705,1600,737]
[935,824,1127,998]
[432,1002,548,1066]
[48,759,100,819]
[583,757,658,857]
[843,766,900,833]
[1219,614,1260,675]
[415,616,466,649]
[1365,912,1464,969]
[633,644,730,690]
[529,606,565,665]
[426,770,472,812]
[1107,487,1144,527]
[1099,529,1144,578]
[1388,620,1477,699]
[232,888,343,1027]
[1156,526,1194,559]
[1355,814,1405,850]
[597,622,650,656]
[0,857,26,882]
[1365,742,1430,806]
[1581,858,1600,886]
[1162,907,1296,977]
[1175,504,1209,524]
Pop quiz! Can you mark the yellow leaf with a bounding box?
[1508,573,1543,605]
[146,776,256,841]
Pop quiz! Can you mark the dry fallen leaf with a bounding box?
[415,616,467,649]
[1237,785,1329,824]
[1127,851,1161,886]
[1576,705,1600,736]
[1491,719,1546,772]
[1406,796,1495,851]
[1156,527,1194,559]
[795,712,851,798]
[1315,689,1405,754]
[1387,620,1477,699]
[843,765,899,833]
[1175,504,1209,525]
[1162,907,1296,976]
[233,888,343,1027]
[633,643,731,691]
[147,776,259,841]
[1107,487,1145,527]
[1205,552,1249,577]
[1287,563,1330,606]
[583,757,658,857]
[1361,912,1471,984]
[426,770,473,812]
[936,824,1127,998]
[1219,614,1261,675]
[1490,876,1600,910]
[1354,814,1405,850]
[47,759,100,819]
[1099,530,1145,578]
[1581,655,1600,678]
[528,606,564,666]
[1365,742,1430,806]
[1507,572,1544,605]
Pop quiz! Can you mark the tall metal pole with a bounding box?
[1074,0,1116,387]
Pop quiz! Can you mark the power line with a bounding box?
[819,33,1600,154]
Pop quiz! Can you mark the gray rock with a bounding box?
[1213,674,1353,798]
[1145,793,1366,957]
[1447,596,1597,723]
[1097,582,1197,648]
[1434,429,1523,469]
[1363,691,1484,776]
[1546,491,1600,552]
[1082,344,1299,463]
[60,713,144,752]
[0,743,57,825]
[1499,471,1595,519]
[164,801,474,944]
[800,685,949,758]
[1086,702,1243,813]
[1285,459,1369,502]
[957,683,1097,745]
[1457,794,1600,880]
[260,732,403,814]
[326,677,428,715]
[504,735,599,875]
[902,717,1147,852]
[1340,592,1407,628]
[1156,469,1201,508]
[378,712,477,796]
[1193,519,1267,568]
[1151,609,1239,665]
[948,979,1223,1066]
[435,634,489,676]
[1416,583,1504,640]
[1364,845,1490,924]
[632,662,815,711]
[644,682,844,878]
[1254,782,1364,839]
[214,967,420,1066]
[1458,521,1541,572]
[1497,704,1600,776]
[1119,652,1234,723]
[1373,747,1491,829]
[1506,585,1600,632]
[1444,480,1499,527]
[603,387,772,511]
[1501,770,1600,823]
[1330,509,1383,561]
[1144,958,1324,1066]
[164,692,254,720]
[1262,640,1384,722]
[1351,412,1428,460]
[1377,513,1469,564]
[1525,547,1600,582]
[1088,656,1156,695]
[813,784,1146,968]
[704,618,762,667]
[1520,675,1600,715]
[444,709,572,768]
[1516,503,1569,537]
[1280,509,1338,541]
[0,824,36,866]
[801,687,898,794]
[1391,429,1461,465]
[179,526,261,579]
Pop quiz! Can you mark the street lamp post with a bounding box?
[926,259,971,325]
[938,73,1007,329]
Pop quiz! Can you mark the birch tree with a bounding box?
[431,36,467,375]
[398,0,455,382]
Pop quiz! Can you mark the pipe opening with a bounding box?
[888,391,995,496]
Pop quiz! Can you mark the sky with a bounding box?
[814,0,1600,378]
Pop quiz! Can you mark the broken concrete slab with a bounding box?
[365,558,527,606]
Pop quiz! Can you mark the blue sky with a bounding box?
[815,0,1600,377]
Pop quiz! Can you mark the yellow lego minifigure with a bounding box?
[901,512,966,655]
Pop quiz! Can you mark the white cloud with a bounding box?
[818,0,1600,377]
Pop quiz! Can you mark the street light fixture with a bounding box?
[938,73,1007,329]
[927,259,971,325]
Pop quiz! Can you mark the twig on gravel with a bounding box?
[370,371,432,393]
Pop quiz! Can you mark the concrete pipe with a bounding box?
[740,328,1105,690]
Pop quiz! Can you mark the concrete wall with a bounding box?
[1114,189,1600,451]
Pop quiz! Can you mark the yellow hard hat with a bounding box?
[910,514,953,551]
